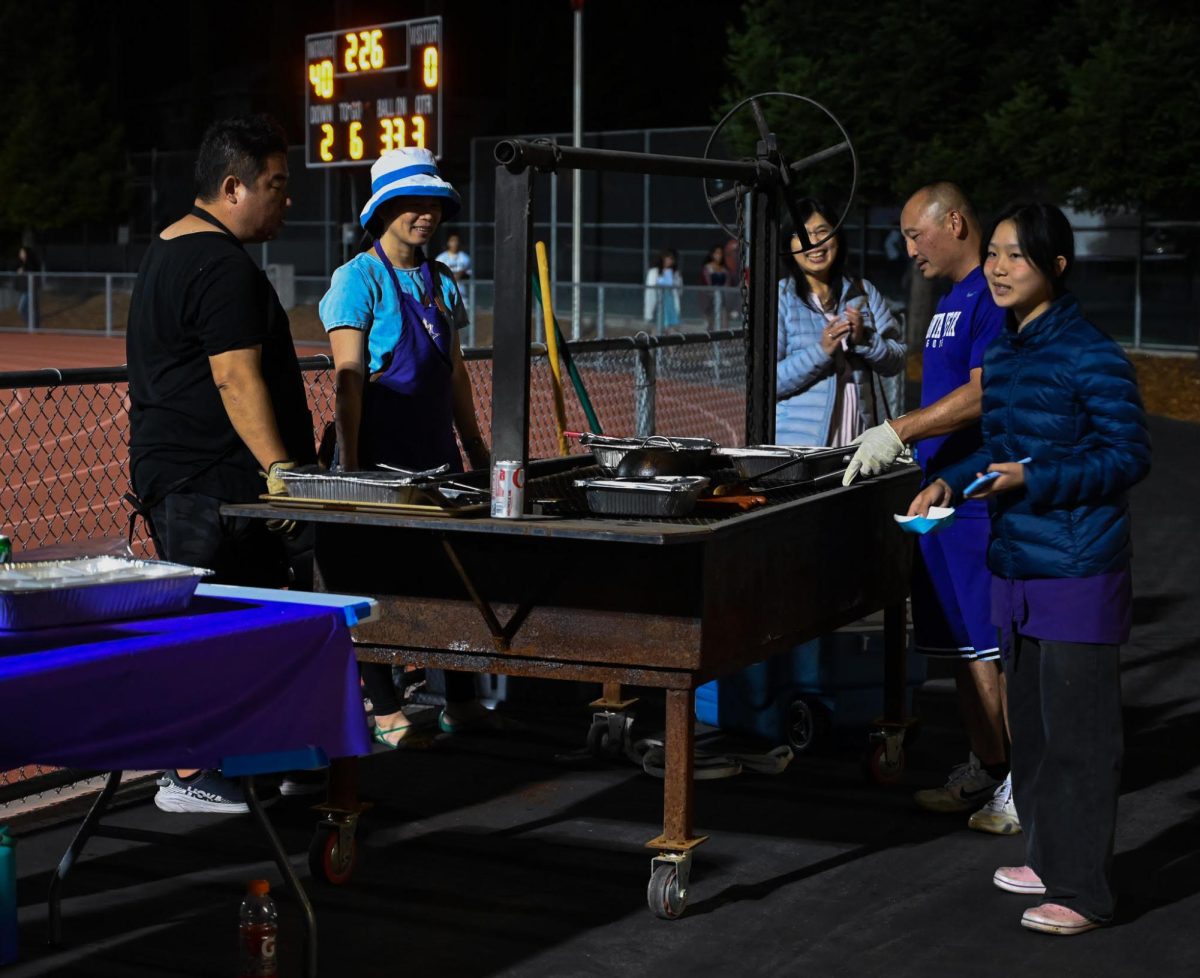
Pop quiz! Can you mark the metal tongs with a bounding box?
[375,463,487,497]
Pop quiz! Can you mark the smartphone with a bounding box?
[963,471,1001,497]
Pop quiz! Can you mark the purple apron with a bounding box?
[359,242,462,473]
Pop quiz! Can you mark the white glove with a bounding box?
[842,421,906,485]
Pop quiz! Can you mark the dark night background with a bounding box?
[61,0,740,165]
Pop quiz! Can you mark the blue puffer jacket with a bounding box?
[936,293,1151,579]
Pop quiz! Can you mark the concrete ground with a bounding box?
[4,414,1199,978]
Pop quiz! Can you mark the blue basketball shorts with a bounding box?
[910,515,999,660]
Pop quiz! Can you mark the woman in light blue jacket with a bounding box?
[776,201,907,446]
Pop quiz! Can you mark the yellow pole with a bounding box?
[535,240,571,457]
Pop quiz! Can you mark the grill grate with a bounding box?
[527,463,834,525]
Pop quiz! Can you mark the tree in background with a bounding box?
[0,4,129,245]
[720,0,1200,340]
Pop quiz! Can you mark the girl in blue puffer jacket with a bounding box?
[775,200,907,446]
[909,202,1151,937]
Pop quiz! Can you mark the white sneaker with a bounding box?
[914,753,1000,813]
[968,773,1022,834]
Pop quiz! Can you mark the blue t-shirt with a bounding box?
[319,251,468,374]
[916,266,1004,482]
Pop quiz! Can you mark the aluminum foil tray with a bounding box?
[574,476,710,518]
[716,445,853,482]
[581,434,717,474]
[277,466,486,506]
[0,556,211,631]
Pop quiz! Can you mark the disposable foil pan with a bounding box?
[0,556,211,630]
[716,445,853,482]
[574,476,710,518]
[581,434,717,475]
[276,465,486,506]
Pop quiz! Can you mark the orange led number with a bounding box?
[308,60,333,99]
[345,29,384,72]
[411,114,426,148]
[380,117,406,152]
[319,124,334,162]
[422,46,438,87]
[348,121,364,160]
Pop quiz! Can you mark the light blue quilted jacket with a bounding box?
[775,276,906,445]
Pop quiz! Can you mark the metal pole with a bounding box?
[105,275,113,337]
[642,131,651,278]
[468,137,478,348]
[546,170,556,288]
[747,189,779,445]
[634,338,657,437]
[491,161,535,503]
[323,168,331,277]
[597,284,606,338]
[1134,213,1144,349]
[571,3,583,341]
[25,273,35,332]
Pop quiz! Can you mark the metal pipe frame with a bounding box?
[491,137,784,465]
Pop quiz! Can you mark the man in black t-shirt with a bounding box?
[126,114,317,814]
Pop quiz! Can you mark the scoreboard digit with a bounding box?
[304,16,443,167]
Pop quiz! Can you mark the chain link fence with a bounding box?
[0,332,746,813]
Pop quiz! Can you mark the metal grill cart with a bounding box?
[228,99,921,918]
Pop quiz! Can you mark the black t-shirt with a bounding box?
[127,230,316,504]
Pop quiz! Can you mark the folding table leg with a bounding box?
[47,770,123,945]
[242,777,318,978]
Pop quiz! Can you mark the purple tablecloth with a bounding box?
[0,594,371,771]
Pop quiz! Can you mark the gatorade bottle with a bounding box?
[237,879,278,977]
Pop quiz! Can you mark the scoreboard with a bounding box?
[304,17,443,167]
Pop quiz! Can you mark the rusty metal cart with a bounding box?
[228,102,921,917]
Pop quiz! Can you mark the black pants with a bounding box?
[148,491,310,587]
[360,663,475,716]
[1007,632,1123,922]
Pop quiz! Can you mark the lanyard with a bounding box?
[372,241,432,307]
[189,205,241,244]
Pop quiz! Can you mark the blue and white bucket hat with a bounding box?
[360,147,461,230]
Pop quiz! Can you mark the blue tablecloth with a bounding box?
[0,595,371,771]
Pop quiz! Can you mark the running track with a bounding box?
[0,332,745,554]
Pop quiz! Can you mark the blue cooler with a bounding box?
[695,626,925,752]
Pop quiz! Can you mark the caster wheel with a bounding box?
[308,826,357,885]
[786,697,830,754]
[863,741,906,784]
[647,863,687,919]
[586,718,624,760]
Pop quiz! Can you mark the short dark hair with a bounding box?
[194,114,289,202]
[782,197,849,314]
[983,202,1075,295]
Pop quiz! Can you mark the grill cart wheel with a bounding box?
[647,862,687,920]
[863,740,906,784]
[308,821,357,885]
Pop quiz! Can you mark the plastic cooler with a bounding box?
[694,624,925,752]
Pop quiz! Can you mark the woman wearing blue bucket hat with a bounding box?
[320,147,490,744]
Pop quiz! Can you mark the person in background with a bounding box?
[644,248,682,328]
[15,245,41,323]
[844,182,1016,834]
[126,114,319,813]
[908,202,1150,934]
[700,243,730,331]
[775,199,906,446]
[435,231,471,282]
[319,148,489,746]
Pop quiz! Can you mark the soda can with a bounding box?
[0,535,10,564]
[490,460,525,518]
